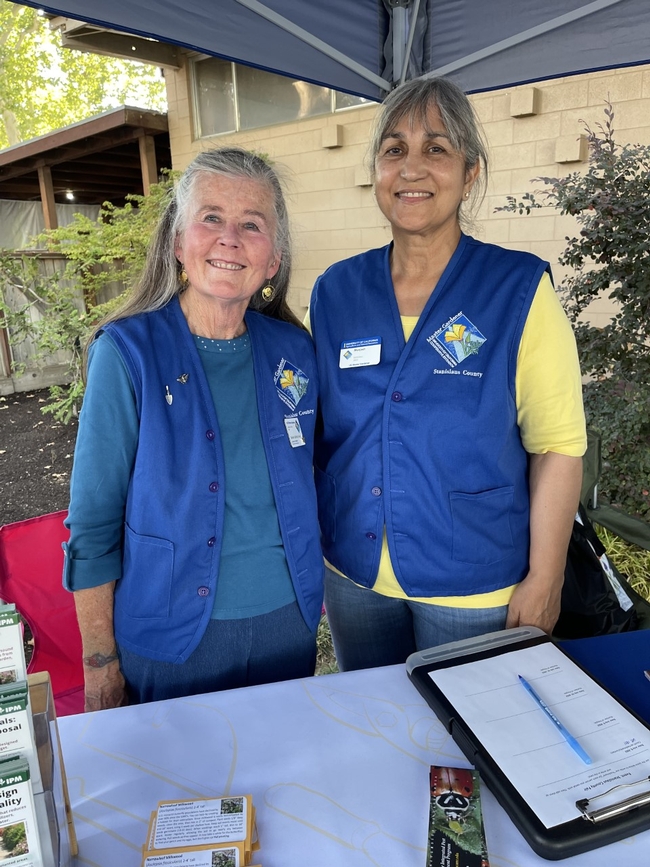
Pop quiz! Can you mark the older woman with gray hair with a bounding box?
[64,147,323,708]
[309,77,586,671]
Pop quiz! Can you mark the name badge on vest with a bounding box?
[284,416,306,448]
[339,337,381,369]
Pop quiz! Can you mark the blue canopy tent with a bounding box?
[13,0,650,100]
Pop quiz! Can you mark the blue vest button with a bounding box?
[206,429,216,440]
[366,532,377,540]
[371,486,382,497]
[391,391,403,401]
[207,537,216,547]
[209,481,219,493]
[197,586,210,597]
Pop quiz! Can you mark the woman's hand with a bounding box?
[506,569,564,633]
[83,658,128,711]
[508,451,582,634]
[74,582,128,711]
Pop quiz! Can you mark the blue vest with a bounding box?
[310,235,548,597]
[102,298,323,663]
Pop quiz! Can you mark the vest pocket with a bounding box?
[314,466,336,544]
[122,524,174,618]
[449,487,515,565]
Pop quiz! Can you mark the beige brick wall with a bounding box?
[165,59,650,322]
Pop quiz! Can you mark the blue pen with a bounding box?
[517,674,592,765]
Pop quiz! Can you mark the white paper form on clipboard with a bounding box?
[428,641,650,829]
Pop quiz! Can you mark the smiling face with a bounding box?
[174,173,280,314]
[374,104,479,245]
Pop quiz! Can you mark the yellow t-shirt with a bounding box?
[308,272,587,606]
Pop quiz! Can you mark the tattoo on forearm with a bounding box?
[83,652,119,669]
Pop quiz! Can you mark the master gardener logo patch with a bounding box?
[275,358,309,410]
[427,312,487,368]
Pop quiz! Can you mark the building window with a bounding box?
[191,57,370,138]
[192,57,236,137]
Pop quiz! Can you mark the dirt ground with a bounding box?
[0,389,77,526]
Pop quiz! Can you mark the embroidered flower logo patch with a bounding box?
[427,313,487,368]
[275,359,309,410]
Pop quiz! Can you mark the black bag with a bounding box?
[553,503,640,639]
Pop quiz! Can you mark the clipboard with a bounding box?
[406,626,650,860]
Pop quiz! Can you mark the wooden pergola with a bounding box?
[0,106,171,230]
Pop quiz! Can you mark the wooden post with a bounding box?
[37,165,58,230]
[138,133,158,196]
[0,308,13,380]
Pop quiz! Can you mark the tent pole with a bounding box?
[400,0,421,85]
[391,2,408,87]
[232,0,391,92]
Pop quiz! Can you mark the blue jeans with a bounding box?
[118,601,316,703]
[324,568,508,672]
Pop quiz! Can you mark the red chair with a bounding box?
[0,511,84,716]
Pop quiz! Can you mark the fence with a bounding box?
[0,251,125,396]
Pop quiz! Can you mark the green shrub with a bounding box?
[597,525,650,602]
[497,105,650,517]
[316,614,338,675]
[0,174,178,422]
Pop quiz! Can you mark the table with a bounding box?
[57,640,650,867]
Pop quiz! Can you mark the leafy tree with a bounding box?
[0,2,166,148]
[0,248,92,421]
[44,173,178,305]
[497,106,650,517]
[0,174,177,421]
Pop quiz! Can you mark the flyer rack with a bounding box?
[29,672,75,867]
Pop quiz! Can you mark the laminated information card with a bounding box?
[142,795,258,867]
[0,607,27,687]
[0,754,43,866]
[143,845,248,866]
[0,685,42,794]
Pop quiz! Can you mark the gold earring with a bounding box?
[261,284,276,302]
[179,267,189,288]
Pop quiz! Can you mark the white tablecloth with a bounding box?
[57,664,650,866]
